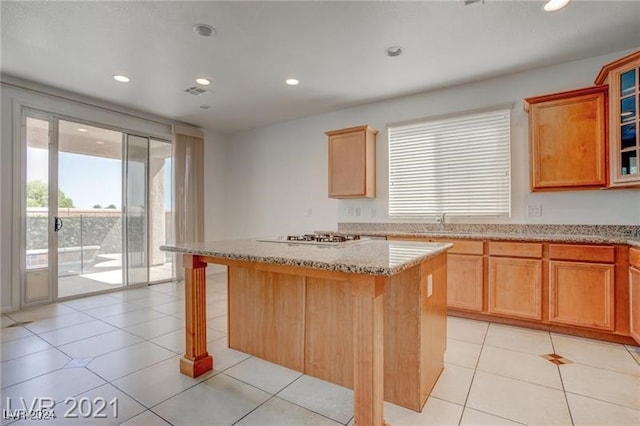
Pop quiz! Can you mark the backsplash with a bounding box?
[338,223,640,238]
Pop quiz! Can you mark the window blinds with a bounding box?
[388,108,511,218]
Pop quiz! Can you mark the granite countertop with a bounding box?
[336,230,633,244]
[328,223,640,246]
[160,238,452,276]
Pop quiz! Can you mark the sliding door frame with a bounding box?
[123,133,150,288]
[16,106,173,308]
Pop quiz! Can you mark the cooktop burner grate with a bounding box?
[258,233,365,245]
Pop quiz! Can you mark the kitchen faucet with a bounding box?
[436,212,446,230]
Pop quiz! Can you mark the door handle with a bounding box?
[54,217,63,232]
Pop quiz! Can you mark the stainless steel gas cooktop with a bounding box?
[257,233,368,246]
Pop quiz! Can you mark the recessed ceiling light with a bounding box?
[385,46,403,57]
[95,140,104,145]
[196,78,211,85]
[113,74,130,83]
[285,78,300,86]
[200,104,211,110]
[193,24,216,37]
[544,0,570,12]
[77,128,88,133]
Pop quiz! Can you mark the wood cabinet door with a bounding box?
[488,257,542,320]
[630,266,640,343]
[549,261,614,331]
[526,86,607,191]
[597,52,640,187]
[447,254,483,311]
[328,131,367,197]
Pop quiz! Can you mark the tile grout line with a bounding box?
[266,372,349,425]
[624,345,640,367]
[4,290,637,425]
[550,332,576,426]
[71,369,153,424]
[456,321,491,425]
[563,389,640,412]
[1,346,72,390]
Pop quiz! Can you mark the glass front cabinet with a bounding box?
[596,51,640,187]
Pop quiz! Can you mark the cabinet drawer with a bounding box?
[489,242,542,258]
[433,239,484,255]
[549,244,614,263]
[630,248,640,268]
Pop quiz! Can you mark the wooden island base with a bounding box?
[177,247,448,426]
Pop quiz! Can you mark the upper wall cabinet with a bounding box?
[524,86,608,191]
[326,125,377,198]
[595,50,640,187]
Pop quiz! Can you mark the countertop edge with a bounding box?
[160,241,453,277]
[319,230,637,245]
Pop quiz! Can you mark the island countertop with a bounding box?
[160,238,452,276]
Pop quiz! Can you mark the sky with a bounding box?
[28,148,121,208]
[27,148,172,210]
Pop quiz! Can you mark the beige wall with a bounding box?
[211,48,640,240]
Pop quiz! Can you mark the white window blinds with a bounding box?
[388,108,511,218]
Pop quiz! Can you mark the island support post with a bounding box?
[179,254,213,377]
[352,275,385,426]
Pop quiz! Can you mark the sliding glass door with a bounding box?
[56,120,124,298]
[22,111,174,305]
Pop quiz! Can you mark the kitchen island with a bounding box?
[161,238,451,426]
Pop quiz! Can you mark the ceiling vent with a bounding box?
[184,86,211,96]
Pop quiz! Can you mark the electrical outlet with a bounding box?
[370,207,377,217]
[527,204,542,217]
[347,208,354,216]
[355,207,361,217]
[303,209,312,217]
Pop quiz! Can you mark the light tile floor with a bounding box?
[1,272,639,425]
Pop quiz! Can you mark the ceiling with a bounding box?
[26,116,171,161]
[2,1,639,135]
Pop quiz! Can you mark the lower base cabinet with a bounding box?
[447,254,483,312]
[391,237,636,344]
[630,267,640,342]
[549,261,614,330]
[488,257,542,320]
[631,248,640,343]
